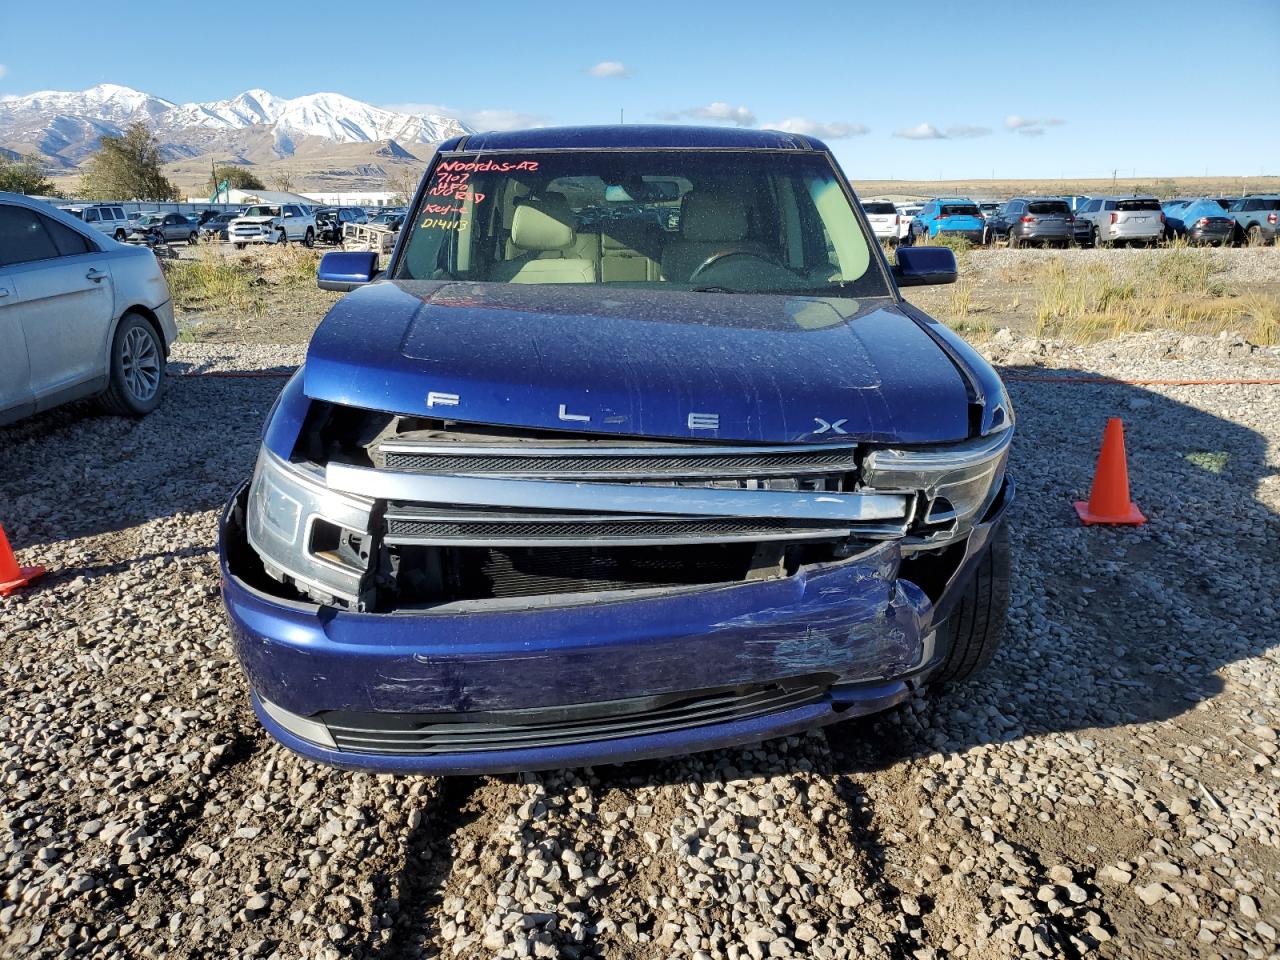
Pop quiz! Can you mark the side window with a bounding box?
[84,209,101,222]
[1243,199,1259,212]
[112,207,125,220]
[42,215,94,256]
[284,206,297,217]
[1103,201,1115,211]
[0,206,67,265]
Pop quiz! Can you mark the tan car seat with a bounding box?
[491,196,596,284]
[660,193,766,282]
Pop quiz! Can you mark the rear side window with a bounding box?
[862,201,897,214]
[43,216,94,256]
[0,206,66,265]
[1259,199,1280,211]
[940,203,980,216]
[1028,201,1070,215]
[1116,199,1160,212]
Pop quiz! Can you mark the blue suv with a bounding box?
[908,198,986,245]
[219,126,1014,774]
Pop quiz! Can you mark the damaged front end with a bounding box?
[219,370,1012,773]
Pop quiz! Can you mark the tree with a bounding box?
[209,164,264,194]
[79,123,178,201]
[0,154,56,195]
[386,165,426,204]
[271,169,295,193]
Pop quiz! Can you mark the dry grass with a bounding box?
[1028,249,1277,344]
[163,244,322,316]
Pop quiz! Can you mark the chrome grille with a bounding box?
[322,680,829,755]
[376,441,857,480]
[382,508,866,546]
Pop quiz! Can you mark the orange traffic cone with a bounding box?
[1074,417,1147,526]
[0,524,45,597]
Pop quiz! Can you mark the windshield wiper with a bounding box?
[690,285,739,294]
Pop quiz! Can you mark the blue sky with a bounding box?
[2,0,1277,180]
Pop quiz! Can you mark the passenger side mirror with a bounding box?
[318,251,380,291]
[893,245,957,287]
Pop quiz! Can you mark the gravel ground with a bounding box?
[2,334,1279,960]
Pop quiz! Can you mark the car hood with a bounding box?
[303,281,974,444]
[234,216,277,224]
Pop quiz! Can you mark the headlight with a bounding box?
[861,429,1012,543]
[245,449,374,606]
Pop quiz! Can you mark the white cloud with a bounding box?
[658,102,758,127]
[893,123,945,140]
[1004,114,1064,135]
[768,118,869,139]
[384,102,548,132]
[944,124,992,139]
[588,61,628,78]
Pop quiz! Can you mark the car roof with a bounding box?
[1096,195,1159,201]
[932,197,978,203]
[447,124,826,153]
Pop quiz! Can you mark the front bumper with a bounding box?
[219,481,1012,774]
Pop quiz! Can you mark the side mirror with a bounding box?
[893,245,957,287]
[318,251,379,292]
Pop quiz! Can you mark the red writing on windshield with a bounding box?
[429,171,486,203]
[436,159,539,173]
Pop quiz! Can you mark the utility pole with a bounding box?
[619,108,624,124]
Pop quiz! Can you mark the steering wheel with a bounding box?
[688,247,782,282]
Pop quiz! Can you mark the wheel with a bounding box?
[276,228,287,244]
[930,521,1011,684]
[303,228,314,248]
[113,229,126,241]
[1094,227,1110,249]
[98,313,165,417]
[187,232,198,245]
[1007,230,1019,249]
[234,243,246,250]
[1247,225,1263,246]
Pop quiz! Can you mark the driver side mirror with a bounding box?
[318,251,380,291]
[893,245,957,287]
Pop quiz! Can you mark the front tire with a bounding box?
[187,232,198,245]
[303,228,314,248]
[99,313,165,417]
[1007,230,1019,249]
[930,522,1011,684]
[276,228,287,245]
[1247,225,1264,246]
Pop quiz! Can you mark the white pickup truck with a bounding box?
[229,203,316,248]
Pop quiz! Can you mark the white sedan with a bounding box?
[0,192,176,424]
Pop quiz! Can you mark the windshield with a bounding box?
[244,206,282,217]
[394,150,886,297]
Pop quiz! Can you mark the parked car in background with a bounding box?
[1061,195,1090,213]
[984,197,1074,248]
[1163,199,1235,245]
[219,125,1014,775]
[908,198,984,245]
[199,212,240,242]
[315,207,368,244]
[229,204,317,248]
[0,192,176,424]
[894,202,922,241]
[129,212,200,245]
[75,204,132,241]
[978,201,1001,221]
[861,200,900,244]
[1075,196,1164,248]
[1226,195,1280,245]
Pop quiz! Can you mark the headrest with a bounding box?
[511,196,575,251]
[681,193,748,242]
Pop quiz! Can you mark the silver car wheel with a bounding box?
[121,326,161,403]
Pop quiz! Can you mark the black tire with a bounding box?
[98,313,165,417]
[930,522,1011,684]
[1247,224,1263,246]
[113,229,127,241]
[1007,230,1019,249]
[187,232,198,245]
[276,228,287,245]
[1094,228,1110,249]
[303,228,314,248]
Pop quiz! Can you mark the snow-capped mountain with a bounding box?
[0,84,472,165]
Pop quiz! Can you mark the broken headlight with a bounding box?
[860,428,1012,543]
[245,449,374,606]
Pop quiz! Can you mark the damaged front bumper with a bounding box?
[219,479,1011,775]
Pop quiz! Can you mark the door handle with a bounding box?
[86,267,108,282]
